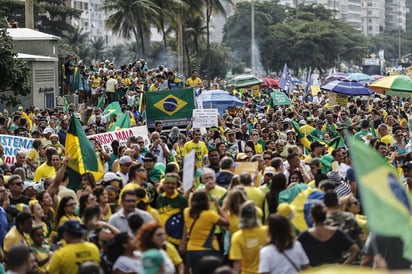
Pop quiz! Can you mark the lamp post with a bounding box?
[251,0,255,75]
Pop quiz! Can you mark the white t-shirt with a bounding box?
[151,144,170,165]
[259,242,309,274]
[161,249,175,274]
[113,254,142,273]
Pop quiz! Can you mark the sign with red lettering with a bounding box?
[90,126,150,151]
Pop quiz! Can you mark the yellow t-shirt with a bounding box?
[91,76,101,88]
[229,226,268,274]
[183,141,208,168]
[27,148,41,167]
[254,144,263,154]
[165,242,183,265]
[186,77,202,88]
[57,215,81,228]
[381,134,395,146]
[3,226,30,252]
[33,162,56,183]
[227,207,263,234]
[47,241,100,274]
[183,208,220,251]
[245,186,265,209]
[209,185,227,234]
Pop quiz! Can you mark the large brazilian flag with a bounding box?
[70,66,83,93]
[66,114,104,190]
[348,136,412,260]
[145,88,195,128]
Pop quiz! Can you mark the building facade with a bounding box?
[277,0,408,36]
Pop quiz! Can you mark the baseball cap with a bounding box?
[119,156,133,165]
[282,118,292,123]
[143,152,156,162]
[316,119,325,124]
[60,220,87,236]
[102,172,122,182]
[43,127,54,134]
[277,203,296,218]
[236,153,249,161]
[142,249,164,274]
[23,181,36,192]
[264,167,276,175]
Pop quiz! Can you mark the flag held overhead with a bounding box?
[348,136,412,261]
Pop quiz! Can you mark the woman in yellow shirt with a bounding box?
[55,196,80,227]
[180,190,229,272]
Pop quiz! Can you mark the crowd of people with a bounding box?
[0,58,411,274]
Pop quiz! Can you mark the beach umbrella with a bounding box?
[261,77,279,87]
[229,74,262,88]
[368,75,412,94]
[321,80,373,96]
[199,90,244,115]
[324,72,347,83]
[345,73,374,83]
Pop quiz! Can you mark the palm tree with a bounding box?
[90,37,106,62]
[108,44,125,66]
[66,27,89,56]
[103,0,160,57]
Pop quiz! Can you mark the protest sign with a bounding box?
[192,109,218,128]
[183,150,195,192]
[0,135,34,165]
[90,126,150,152]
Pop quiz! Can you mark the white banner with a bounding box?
[192,108,218,128]
[90,126,150,152]
[183,150,195,192]
[0,135,34,165]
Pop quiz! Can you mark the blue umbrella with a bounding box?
[199,90,244,114]
[345,73,374,83]
[321,80,374,96]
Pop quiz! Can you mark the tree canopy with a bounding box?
[0,29,30,106]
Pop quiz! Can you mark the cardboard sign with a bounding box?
[234,161,259,176]
[183,150,195,192]
[336,94,349,107]
[0,135,34,165]
[192,109,218,128]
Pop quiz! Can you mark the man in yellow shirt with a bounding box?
[48,220,100,274]
[183,129,208,169]
[239,172,264,209]
[186,69,203,88]
[3,212,32,253]
[33,147,59,183]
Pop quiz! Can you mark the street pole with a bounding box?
[251,0,255,75]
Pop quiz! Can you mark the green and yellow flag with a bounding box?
[110,112,130,131]
[70,66,83,93]
[97,94,105,109]
[66,114,103,190]
[101,101,121,120]
[348,136,412,260]
[145,88,194,128]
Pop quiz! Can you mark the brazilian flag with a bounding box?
[97,94,105,109]
[110,112,130,131]
[145,88,194,128]
[349,136,412,261]
[102,101,121,120]
[66,114,103,190]
[70,66,83,93]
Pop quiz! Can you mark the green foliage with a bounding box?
[223,3,368,73]
[0,29,31,106]
[0,0,80,38]
[191,42,245,79]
